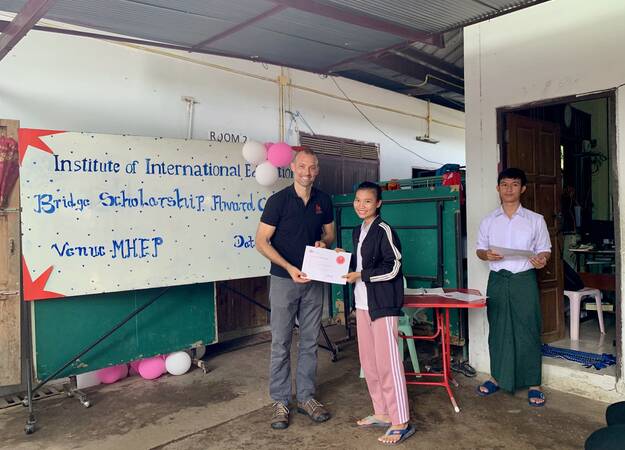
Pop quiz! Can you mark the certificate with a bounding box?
[490,245,535,259]
[301,246,352,285]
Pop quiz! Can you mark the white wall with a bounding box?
[0,27,465,181]
[464,0,625,391]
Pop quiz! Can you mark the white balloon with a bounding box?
[255,161,279,186]
[242,141,267,165]
[165,351,192,376]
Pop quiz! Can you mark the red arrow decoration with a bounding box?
[18,128,65,165]
[22,256,64,301]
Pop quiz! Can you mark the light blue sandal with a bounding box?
[379,424,416,445]
[357,415,392,428]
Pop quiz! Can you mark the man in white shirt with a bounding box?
[476,168,551,407]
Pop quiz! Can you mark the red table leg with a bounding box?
[440,308,460,412]
[402,307,461,413]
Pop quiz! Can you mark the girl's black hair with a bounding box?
[356,181,383,215]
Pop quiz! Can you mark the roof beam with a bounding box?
[192,5,286,50]
[393,47,463,81]
[372,53,464,96]
[0,0,55,62]
[271,0,443,46]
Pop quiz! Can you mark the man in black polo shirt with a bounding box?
[256,148,335,430]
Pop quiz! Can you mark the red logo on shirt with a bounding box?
[336,256,345,265]
[315,204,322,214]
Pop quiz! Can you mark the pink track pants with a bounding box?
[356,309,410,425]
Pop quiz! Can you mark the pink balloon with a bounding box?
[138,356,166,380]
[129,360,140,376]
[119,364,129,379]
[267,142,293,168]
[264,142,274,151]
[97,365,124,384]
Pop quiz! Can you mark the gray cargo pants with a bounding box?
[269,275,324,405]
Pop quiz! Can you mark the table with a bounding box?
[402,289,486,413]
[568,248,615,272]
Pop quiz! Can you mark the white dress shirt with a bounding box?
[354,219,375,310]
[476,205,551,274]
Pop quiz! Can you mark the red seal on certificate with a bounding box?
[336,255,345,265]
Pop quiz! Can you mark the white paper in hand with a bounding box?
[301,246,352,285]
[490,245,535,259]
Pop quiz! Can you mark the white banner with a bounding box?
[19,130,291,300]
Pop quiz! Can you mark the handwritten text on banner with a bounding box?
[20,131,291,300]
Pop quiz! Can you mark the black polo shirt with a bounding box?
[260,184,334,278]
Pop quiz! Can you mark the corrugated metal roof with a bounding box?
[323,0,498,32]
[2,0,276,46]
[412,29,464,66]
[326,0,546,32]
[212,27,361,70]
[0,0,549,110]
[210,8,405,69]
[257,8,402,53]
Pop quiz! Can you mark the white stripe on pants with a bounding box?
[356,309,410,425]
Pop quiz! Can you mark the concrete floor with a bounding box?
[0,325,610,450]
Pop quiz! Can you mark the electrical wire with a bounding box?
[330,77,444,167]
[285,110,316,135]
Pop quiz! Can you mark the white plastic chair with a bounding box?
[564,288,605,340]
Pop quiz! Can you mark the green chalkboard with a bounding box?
[33,282,216,379]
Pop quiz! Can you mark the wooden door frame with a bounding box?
[502,113,564,342]
[496,90,621,382]
[0,119,27,397]
[607,93,621,382]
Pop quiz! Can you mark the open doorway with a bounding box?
[498,92,619,378]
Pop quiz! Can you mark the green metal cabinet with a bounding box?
[331,176,466,344]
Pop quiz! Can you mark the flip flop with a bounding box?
[476,380,500,397]
[357,415,392,428]
[528,389,546,407]
[378,424,416,445]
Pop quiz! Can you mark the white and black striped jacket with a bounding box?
[351,216,404,320]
